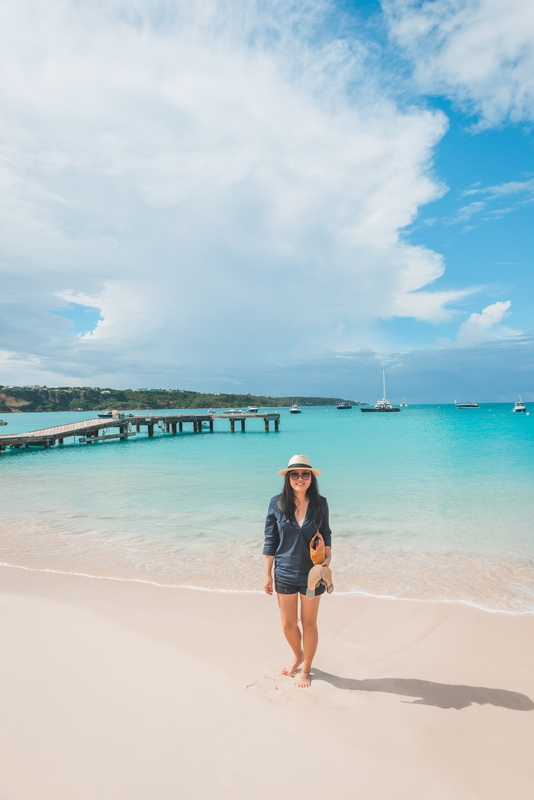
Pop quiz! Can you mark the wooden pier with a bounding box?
[0,411,281,452]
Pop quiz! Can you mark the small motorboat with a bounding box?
[247,406,258,413]
[0,418,7,426]
[512,396,527,413]
[97,412,113,418]
[336,400,352,409]
[289,402,301,414]
[455,402,479,409]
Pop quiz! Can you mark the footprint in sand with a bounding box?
[245,670,298,704]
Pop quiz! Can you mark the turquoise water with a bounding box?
[1,405,534,611]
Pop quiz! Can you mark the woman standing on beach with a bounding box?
[263,455,332,688]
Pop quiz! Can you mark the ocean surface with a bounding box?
[1,405,534,612]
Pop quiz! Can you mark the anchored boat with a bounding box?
[512,396,527,413]
[361,366,400,412]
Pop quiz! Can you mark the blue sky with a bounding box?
[0,0,533,401]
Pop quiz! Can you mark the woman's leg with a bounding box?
[276,592,303,676]
[296,594,321,688]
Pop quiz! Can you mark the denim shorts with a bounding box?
[274,577,326,596]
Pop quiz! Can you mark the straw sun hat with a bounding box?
[278,454,321,477]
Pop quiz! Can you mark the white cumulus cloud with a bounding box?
[0,0,471,385]
[384,0,534,126]
[456,300,518,346]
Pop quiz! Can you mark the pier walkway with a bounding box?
[0,411,281,452]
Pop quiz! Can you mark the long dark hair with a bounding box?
[279,472,323,525]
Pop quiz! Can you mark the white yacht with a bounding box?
[247,406,258,413]
[512,396,526,413]
[455,401,479,408]
[289,401,301,414]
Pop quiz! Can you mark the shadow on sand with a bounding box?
[311,670,534,711]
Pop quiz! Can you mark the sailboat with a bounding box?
[361,366,400,412]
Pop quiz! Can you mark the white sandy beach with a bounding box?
[1,564,533,799]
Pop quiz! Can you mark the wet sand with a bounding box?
[1,564,533,799]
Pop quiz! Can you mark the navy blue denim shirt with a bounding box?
[263,494,332,585]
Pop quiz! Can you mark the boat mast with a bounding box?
[382,364,387,401]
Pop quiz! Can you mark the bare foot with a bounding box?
[282,653,303,677]
[295,669,311,688]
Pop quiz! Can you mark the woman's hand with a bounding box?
[264,556,274,594]
[322,546,332,568]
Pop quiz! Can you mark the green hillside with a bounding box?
[0,386,362,414]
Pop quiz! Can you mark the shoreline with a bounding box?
[2,514,534,614]
[1,564,534,799]
[1,558,534,615]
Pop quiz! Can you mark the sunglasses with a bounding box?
[289,471,312,480]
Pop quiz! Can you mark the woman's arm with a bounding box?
[263,501,280,555]
[318,498,332,567]
[319,498,332,548]
[264,556,275,594]
[263,498,279,595]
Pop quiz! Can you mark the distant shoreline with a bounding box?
[0,386,364,414]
